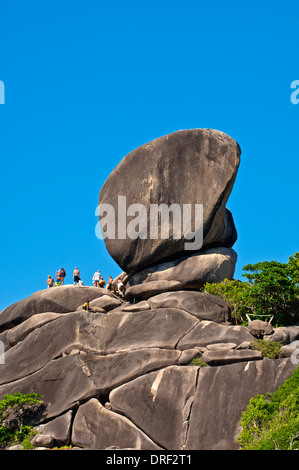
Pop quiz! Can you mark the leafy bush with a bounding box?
[251,340,282,359]
[238,366,299,449]
[204,278,251,324]
[0,392,43,448]
[204,252,299,326]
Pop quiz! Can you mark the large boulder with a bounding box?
[125,280,182,301]
[177,320,256,350]
[127,247,237,289]
[109,366,199,450]
[98,129,240,274]
[147,290,230,323]
[72,398,161,450]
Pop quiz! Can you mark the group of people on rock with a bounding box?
[46,268,66,288]
[46,267,125,296]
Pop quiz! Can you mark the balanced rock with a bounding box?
[99,129,240,274]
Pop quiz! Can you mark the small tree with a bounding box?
[242,260,299,325]
[204,278,252,324]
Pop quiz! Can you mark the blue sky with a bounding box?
[0,0,299,311]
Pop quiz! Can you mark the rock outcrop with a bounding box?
[0,286,298,450]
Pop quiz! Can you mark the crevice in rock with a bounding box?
[181,366,201,448]
[174,319,201,350]
[106,403,166,450]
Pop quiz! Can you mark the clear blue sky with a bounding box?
[0,0,299,311]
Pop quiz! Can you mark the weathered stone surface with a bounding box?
[206,342,237,350]
[125,280,182,301]
[201,348,263,366]
[265,325,299,344]
[102,308,199,354]
[128,247,237,290]
[279,341,299,360]
[177,321,255,350]
[6,312,64,348]
[0,309,197,386]
[110,366,199,450]
[0,284,297,450]
[35,411,73,447]
[87,295,122,312]
[0,355,98,419]
[178,349,202,365]
[85,348,182,392]
[121,301,150,312]
[0,286,112,332]
[0,349,181,420]
[247,319,273,338]
[99,129,240,274]
[31,433,55,448]
[72,398,161,450]
[186,358,297,450]
[147,290,230,323]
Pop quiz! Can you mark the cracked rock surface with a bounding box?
[0,285,298,450]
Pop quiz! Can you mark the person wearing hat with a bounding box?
[46,275,55,288]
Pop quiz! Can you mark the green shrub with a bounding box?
[0,392,43,448]
[251,339,282,359]
[238,367,299,449]
[190,358,208,367]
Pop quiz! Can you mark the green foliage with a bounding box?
[190,358,208,367]
[242,259,299,325]
[288,252,299,285]
[0,392,42,418]
[204,279,251,324]
[251,340,282,359]
[238,366,299,449]
[204,252,299,326]
[0,392,43,448]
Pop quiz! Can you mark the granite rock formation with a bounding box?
[0,286,298,450]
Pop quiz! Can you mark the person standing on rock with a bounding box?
[46,275,55,288]
[59,268,66,285]
[92,270,101,287]
[73,267,81,286]
[106,275,113,290]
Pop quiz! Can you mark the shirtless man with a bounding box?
[73,267,81,286]
[47,275,55,288]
